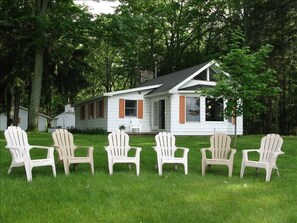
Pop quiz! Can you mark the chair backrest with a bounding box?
[130,119,141,127]
[209,133,231,159]
[4,126,29,163]
[259,134,283,162]
[107,130,130,157]
[52,129,76,157]
[155,132,176,157]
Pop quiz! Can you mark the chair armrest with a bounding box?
[104,146,111,152]
[242,149,259,161]
[176,147,189,156]
[87,146,94,157]
[229,149,236,161]
[31,145,54,150]
[5,146,21,151]
[201,147,211,159]
[30,145,54,159]
[130,146,142,157]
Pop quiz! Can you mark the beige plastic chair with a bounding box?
[130,119,142,133]
[105,130,142,175]
[154,132,189,175]
[240,134,284,182]
[201,133,236,177]
[52,129,94,175]
[4,126,56,181]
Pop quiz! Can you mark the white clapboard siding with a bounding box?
[106,90,152,132]
[169,94,243,135]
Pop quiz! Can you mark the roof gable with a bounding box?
[137,60,217,95]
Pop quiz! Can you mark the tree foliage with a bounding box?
[0,0,296,134]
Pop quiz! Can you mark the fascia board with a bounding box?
[103,84,162,97]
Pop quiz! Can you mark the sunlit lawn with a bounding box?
[0,132,296,223]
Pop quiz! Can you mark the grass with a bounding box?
[0,132,296,223]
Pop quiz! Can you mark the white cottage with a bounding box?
[0,106,50,131]
[51,104,75,129]
[74,60,243,135]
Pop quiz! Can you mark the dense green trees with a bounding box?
[1,0,296,134]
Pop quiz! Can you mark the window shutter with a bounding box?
[88,103,91,119]
[137,100,143,119]
[119,98,125,118]
[100,99,104,118]
[95,100,98,118]
[179,96,185,124]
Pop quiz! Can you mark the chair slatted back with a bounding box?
[155,132,176,157]
[259,134,283,162]
[210,133,231,159]
[52,129,75,157]
[4,126,29,163]
[107,130,130,157]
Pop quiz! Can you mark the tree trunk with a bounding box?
[28,47,44,131]
[13,89,21,126]
[27,0,48,131]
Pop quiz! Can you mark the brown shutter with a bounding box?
[88,103,91,119]
[119,98,125,118]
[179,96,185,124]
[137,100,143,119]
[100,99,104,118]
[95,100,99,118]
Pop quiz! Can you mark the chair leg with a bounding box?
[184,163,188,175]
[265,167,272,182]
[25,164,32,182]
[136,162,140,176]
[240,162,245,178]
[52,164,57,177]
[108,162,113,175]
[174,164,178,171]
[158,163,163,176]
[90,162,94,175]
[8,167,12,175]
[201,162,206,176]
[275,167,280,176]
[228,165,233,177]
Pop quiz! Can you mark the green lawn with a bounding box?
[0,132,296,223]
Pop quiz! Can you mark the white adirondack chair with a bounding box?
[240,134,284,182]
[52,129,94,175]
[130,119,142,133]
[4,126,56,181]
[153,132,189,175]
[105,130,142,175]
[201,133,236,177]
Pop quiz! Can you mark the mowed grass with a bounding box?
[0,132,296,223]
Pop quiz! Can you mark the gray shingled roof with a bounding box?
[137,61,211,95]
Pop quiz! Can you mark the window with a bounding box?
[194,69,207,80]
[125,100,137,117]
[209,67,217,81]
[206,98,224,121]
[80,105,85,120]
[186,97,200,122]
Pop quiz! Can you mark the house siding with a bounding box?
[75,99,108,130]
[106,90,152,132]
[170,94,243,135]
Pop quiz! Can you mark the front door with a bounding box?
[152,99,165,130]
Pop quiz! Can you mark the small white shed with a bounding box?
[51,104,75,129]
[0,106,50,131]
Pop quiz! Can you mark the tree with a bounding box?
[28,0,49,131]
[202,30,280,146]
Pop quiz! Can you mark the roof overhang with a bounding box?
[103,84,162,97]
